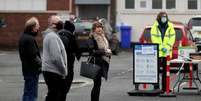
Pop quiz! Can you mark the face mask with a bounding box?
[161,17,167,23]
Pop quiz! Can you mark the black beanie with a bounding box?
[55,21,64,30]
[64,21,75,33]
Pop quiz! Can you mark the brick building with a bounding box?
[0,0,72,48]
[0,0,116,49]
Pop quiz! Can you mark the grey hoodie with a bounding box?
[42,28,67,77]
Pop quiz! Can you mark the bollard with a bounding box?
[160,55,176,97]
[189,61,193,88]
[143,84,147,90]
[166,55,170,94]
[183,60,197,90]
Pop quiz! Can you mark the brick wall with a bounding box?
[47,0,70,11]
[0,12,56,49]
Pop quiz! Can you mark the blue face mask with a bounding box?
[161,17,167,24]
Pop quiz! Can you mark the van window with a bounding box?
[143,28,151,41]
[187,30,194,41]
[74,21,93,32]
[175,28,182,41]
[190,18,201,26]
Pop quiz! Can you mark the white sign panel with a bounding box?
[134,43,158,83]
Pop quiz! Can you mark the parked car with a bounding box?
[74,20,120,56]
[139,21,194,59]
[74,20,93,56]
[187,16,201,29]
[187,16,201,51]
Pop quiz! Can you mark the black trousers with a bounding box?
[43,71,65,101]
[91,72,102,101]
[159,57,167,91]
[60,65,74,101]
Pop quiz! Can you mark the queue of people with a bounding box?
[18,15,112,101]
[18,11,176,101]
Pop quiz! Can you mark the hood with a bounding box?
[41,28,53,38]
[58,29,74,38]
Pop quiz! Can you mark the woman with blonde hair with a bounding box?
[89,22,112,101]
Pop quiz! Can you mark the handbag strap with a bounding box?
[87,54,95,64]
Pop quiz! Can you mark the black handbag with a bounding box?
[80,56,101,79]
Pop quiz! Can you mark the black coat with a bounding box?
[18,33,41,74]
[58,29,81,71]
[89,36,110,80]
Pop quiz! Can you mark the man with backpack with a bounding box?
[57,20,81,101]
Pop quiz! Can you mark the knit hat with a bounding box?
[64,21,75,33]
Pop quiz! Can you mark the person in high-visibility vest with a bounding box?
[151,12,176,92]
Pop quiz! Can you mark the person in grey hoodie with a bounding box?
[42,15,67,101]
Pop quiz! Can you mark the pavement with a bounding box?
[0,50,201,101]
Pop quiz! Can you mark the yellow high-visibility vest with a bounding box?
[151,21,176,58]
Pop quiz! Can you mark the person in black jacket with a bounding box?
[18,17,41,101]
[89,22,112,101]
[57,20,81,101]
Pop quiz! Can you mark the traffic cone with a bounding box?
[160,55,176,97]
[143,84,147,90]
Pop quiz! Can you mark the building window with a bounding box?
[0,17,6,28]
[140,1,147,8]
[166,0,175,9]
[125,0,135,9]
[188,0,197,9]
[152,0,162,9]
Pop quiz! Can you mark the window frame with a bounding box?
[152,0,163,9]
[188,0,198,10]
[166,0,176,9]
[125,0,135,9]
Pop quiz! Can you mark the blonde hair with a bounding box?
[24,17,39,33]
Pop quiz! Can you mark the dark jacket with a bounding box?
[18,32,41,74]
[58,29,81,70]
[89,36,110,80]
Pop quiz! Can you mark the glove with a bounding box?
[162,48,167,53]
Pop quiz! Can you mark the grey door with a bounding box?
[78,5,108,20]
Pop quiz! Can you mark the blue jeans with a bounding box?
[22,72,39,101]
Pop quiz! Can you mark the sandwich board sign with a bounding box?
[133,43,159,84]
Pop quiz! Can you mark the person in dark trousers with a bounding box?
[150,12,176,92]
[89,22,112,101]
[18,17,41,101]
[42,15,67,101]
[57,20,81,101]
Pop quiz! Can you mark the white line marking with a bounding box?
[71,79,93,89]
[174,82,187,90]
[39,79,93,89]
[0,53,6,56]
